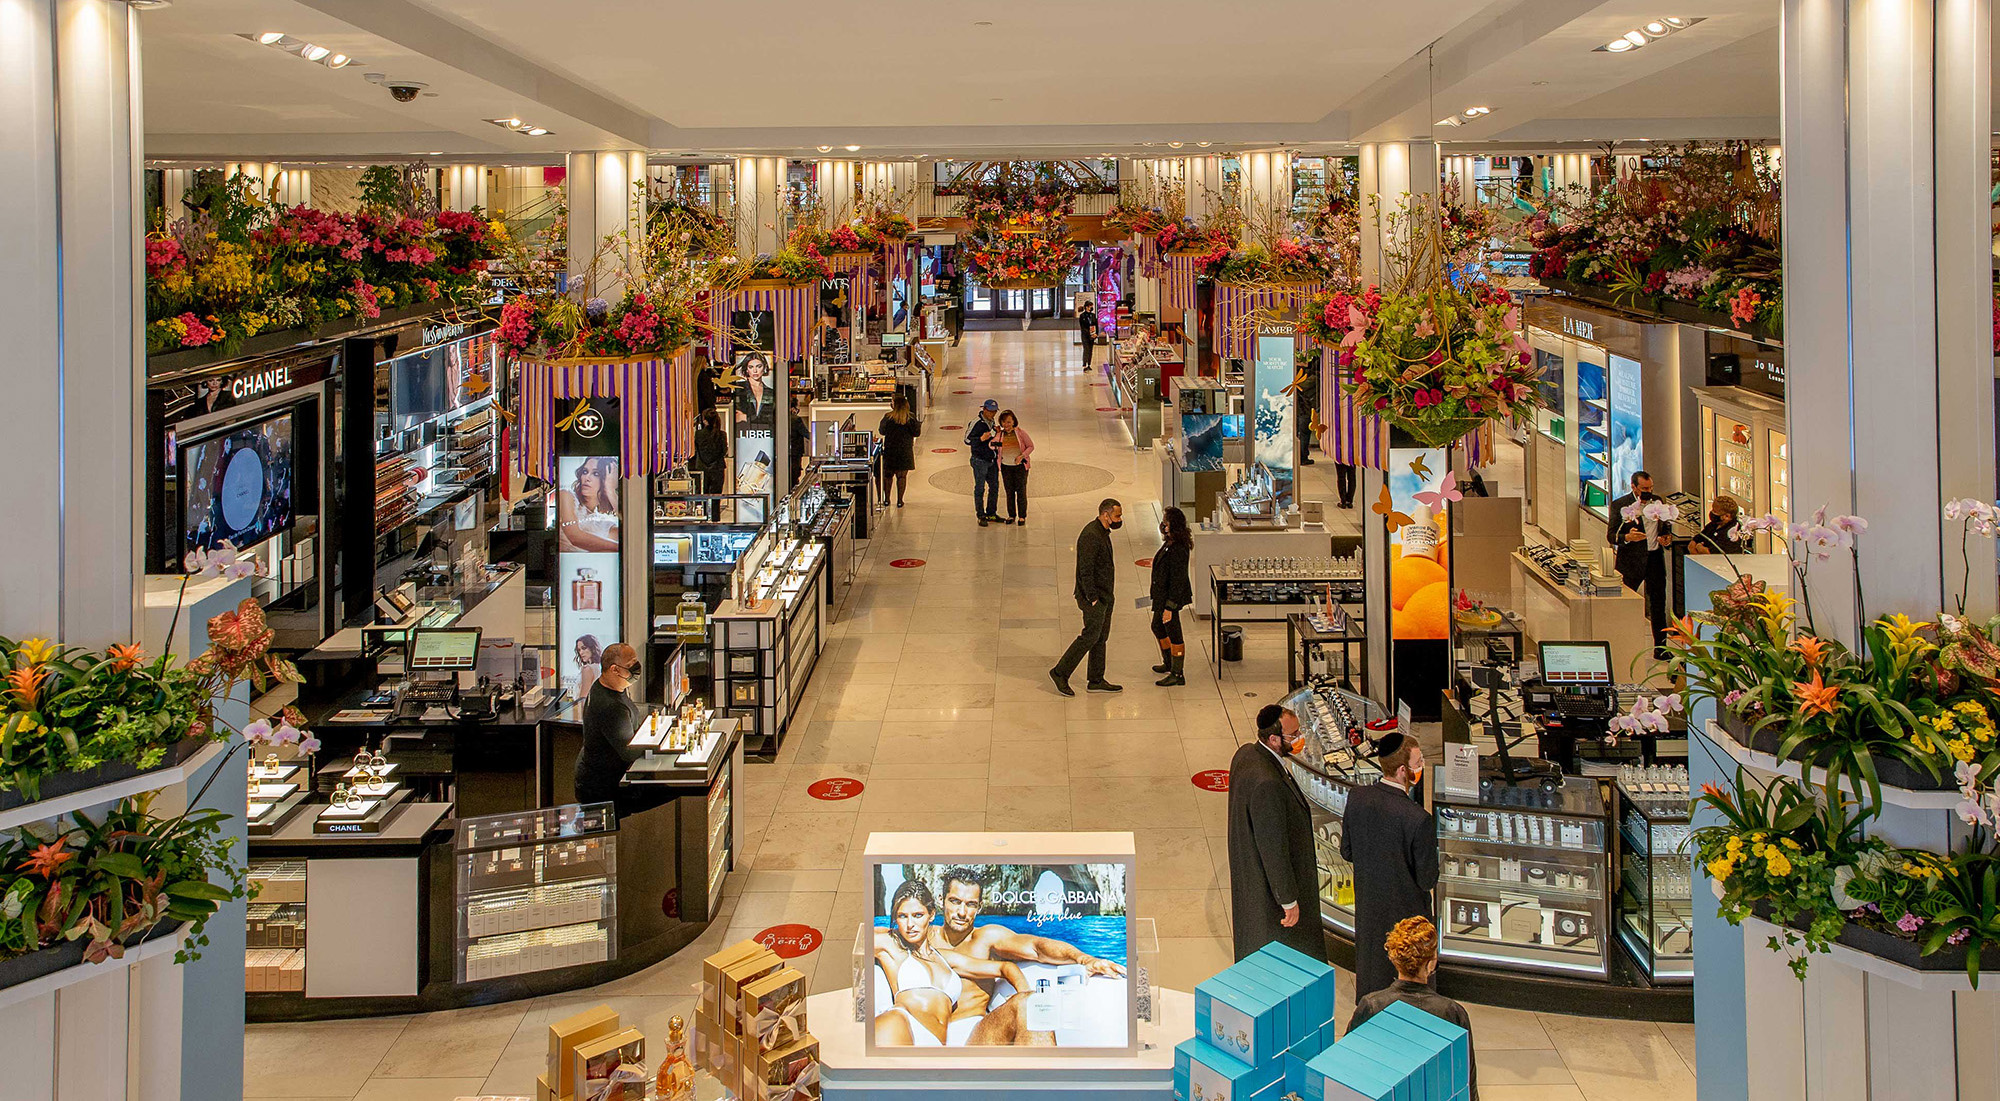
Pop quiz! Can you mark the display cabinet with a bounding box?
[1277,681,1389,938]
[1616,783,1694,981]
[245,858,308,992]
[1692,386,1786,551]
[454,803,618,983]
[1434,780,1610,979]
[1208,559,1364,672]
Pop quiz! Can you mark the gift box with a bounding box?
[1288,1044,1405,1101]
[572,1027,645,1101]
[1372,1003,1467,1101]
[547,1006,620,1097]
[716,1031,743,1096]
[1227,956,1317,1049]
[739,967,808,1053]
[751,1035,821,1101]
[1174,1037,1282,1101]
[703,942,766,1020]
[693,1009,722,1076]
[535,1072,555,1101]
[1250,943,1340,1039]
[1335,1028,1427,1101]
[719,949,785,1033]
[1195,970,1288,1067]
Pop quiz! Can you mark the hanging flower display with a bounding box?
[961,190,1076,289]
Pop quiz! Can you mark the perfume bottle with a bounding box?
[263,752,279,774]
[1025,978,1059,1031]
[572,567,602,611]
[656,1015,694,1101]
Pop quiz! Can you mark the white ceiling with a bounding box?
[135,0,1969,163]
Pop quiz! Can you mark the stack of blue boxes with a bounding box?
[1173,943,1470,1101]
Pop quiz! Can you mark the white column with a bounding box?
[566,151,647,299]
[815,160,856,217]
[444,164,487,211]
[1183,156,1222,222]
[160,167,192,221]
[1357,141,1439,285]
[734,156,784,258]
[1236,151,1292,224]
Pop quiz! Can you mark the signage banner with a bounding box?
[818,276,852,365]
[1387,446,1451,641]
[555,397,624,701]
[1252,323,1297,512]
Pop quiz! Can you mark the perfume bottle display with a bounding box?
[572,567,602,611]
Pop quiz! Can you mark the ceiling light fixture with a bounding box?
[241,32,359,69]
[126,0,173,8]
[1595,16,1702,52]
[487,117,555,137]
[301,44,330,61]
[1196,141,1211,147]
[817,145,832,152]
[1167,141,1183,148]
[257,31,284,44]
[844,144,860,152]
[1463,106,1491,117]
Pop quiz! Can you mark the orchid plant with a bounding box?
[1608,692,1684,743]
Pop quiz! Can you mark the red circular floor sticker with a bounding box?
[889,559,925,569]
[1096,406,1121,412]
[755,924,824,959]
[808,776,866,799]
[942,424,965,430]
[952,389,972,394]
[1135,557,1153,567]
[931,447,957,454]
[1192,769,1232,792]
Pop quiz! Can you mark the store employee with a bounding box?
[575,642,646,811]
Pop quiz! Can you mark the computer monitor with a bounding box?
[880,331,907,347]
[1538,640,1613,686]
[408,627,483,671]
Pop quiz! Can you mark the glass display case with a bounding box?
[245,858,307,992]
[1575,355,1610,518]
[1434,779,1610,979]
[1766,428,1790,537]
[455,803,618,983]
[1277,681,1389,937]
[1617,781,1694,981]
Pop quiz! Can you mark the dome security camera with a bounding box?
[386,80,428,103]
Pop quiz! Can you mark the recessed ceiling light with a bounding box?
[1595,16,1703,52]
[1643,21,1668,35]
[1605,38,1634,51]
[506,118,522,127]
[1167,141,1183,148]
[486,117,554,137]
[1196,141,1211,147]
[974,20,992,26]
[257,31,284,44]
[300,44,330,61]
[327,53,351,68]
[526,128,547,136]
[817,145,832,152]
[126,0,173,8]
[1662,16,1691,27]
[844,144,860,152]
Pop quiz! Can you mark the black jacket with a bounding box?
[878,414,921,473]
[1696,518,1743,554]
[1340,781,1440,999]
[1078,310,1099,339]
[692,426,728,488]
[965,418,999,462]
[1227,741,1326,961]
[574,681,643,805]
[1608,491,1668,587]
[1150,542,1193,611]
[1073,519,1115,605]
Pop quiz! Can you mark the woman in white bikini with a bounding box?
[872,878,1028,1047]
[557,456,621,552]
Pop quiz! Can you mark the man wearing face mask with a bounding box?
[1049,498,1124,696]
[573,642,654,813]
[1226,705,1326,961]
[1341,732,1441,999]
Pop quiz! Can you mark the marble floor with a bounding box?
[244,330,1692,1101]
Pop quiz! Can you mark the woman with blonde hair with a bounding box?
[877,393,922,507]
[1347,916,1477,1099]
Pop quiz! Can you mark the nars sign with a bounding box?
[1561,316,1595,342]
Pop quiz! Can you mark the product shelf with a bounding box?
[0,740,226,833]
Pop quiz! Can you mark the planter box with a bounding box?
[1836,918,1971,974]
[1540,278,1782,344]
[0,919,185,994]
[0,736,214,814]
[145,303,438,377]
[1731,717,1951,792]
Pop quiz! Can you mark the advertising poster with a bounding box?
[1607,352,1645,496]
[1252,324,1297,511]
[555,449,623,702]
[869,862,1130,1050]
[1386,446,1451,641]
[818,276,852,364]
[733,423,774,524]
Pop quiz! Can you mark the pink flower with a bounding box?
[1374,397,1390,411]
[1425,350,1444,367]
[1897,913,1926,935]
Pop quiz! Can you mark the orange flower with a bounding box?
[1789,635,1830,668]
[1666,614,1700,647]
[1792,670,1841,718]
[5,665,47,709]
[20,837,73,879]
[106,643,144,672]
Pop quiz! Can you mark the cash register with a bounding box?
[399,626,481,714]
[1520,640,1621,774]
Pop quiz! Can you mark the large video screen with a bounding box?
[868,862,1131,1051]
[180,409,297,557]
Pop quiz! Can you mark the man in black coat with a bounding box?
[1340,733,1441,1000]
[1607,469,1670,654]
[1227,705,1326,962]
[1049,498,1123,696]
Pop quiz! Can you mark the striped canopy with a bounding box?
[825,252,877,321]
[517,348,697,481]
[1317,347,1491,470]
[1135,234,1161,279]
[1160,252,1203,314]
[1213,282,1324,360]
[704,281,817,363]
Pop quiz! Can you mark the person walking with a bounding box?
[1078,300,1100,371]
[995,409,1035,525]
[1049,498,1123,696]
[877,394,921,508]
[1226,704,1326,961]
[1149,507,1194,686]
[1348,917,1479,1099]
[965,400,1002,525]
[1340,732,1440,1000]
[788,396,811,491]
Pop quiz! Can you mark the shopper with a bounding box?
[573,642,666,815]
[1294,356,1318,465]
[1226,704,1326,962]
[1340,732,1440,999]
[691,408,728,497]
[965,399,1002,525]
[1334,461,1358,508]
[1078,299,1100,371]
[1608,469,1671,652]
[995,409,1035,524]
[1348,917,1479,1100]
[788,396,811,491]
[1690,493,1744,555]
[1049,498,1123,696]
[1149,507,1194,686]
[877,394,921,508]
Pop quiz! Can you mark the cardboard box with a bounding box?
[1374,1003,1468,1100]
[1336,1029,1424,1101]
[546,1006,620,1096]
[1195,970,1288,1067]
[1174,1038,1282,1101]
[750,1035,821,1101]
[739,967,809,1053]
[703,942,764,1019]
[572,1027,646,1101]
[719,949,785,1034]
[1227,956,1315,1047]
[1250,943,1340,1037]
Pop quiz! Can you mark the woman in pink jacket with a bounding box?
[994,409,1036,525]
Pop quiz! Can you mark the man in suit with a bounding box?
[1607,469,1671,653]
[1227,704,1327,962]
[1049,498,1123,696]
[1340,732,1440,999]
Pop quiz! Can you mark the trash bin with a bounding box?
[1220,625,1244,663]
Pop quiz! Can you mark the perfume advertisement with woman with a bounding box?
[555,454,624,701]
[868,862,1132,1051]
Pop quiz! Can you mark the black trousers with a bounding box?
[1055,597,1114,683]
[1335,463,1357,506]
[1150,606,1184,645]
[1082,332,1096,368]
[1000,463,1029,518]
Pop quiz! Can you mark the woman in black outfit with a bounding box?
[1150,506,1195,686]
[1690,493,1744,555]
[876,394,921,507]
[691,408,730,521]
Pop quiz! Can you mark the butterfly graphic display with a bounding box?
[1372,486,1413,533]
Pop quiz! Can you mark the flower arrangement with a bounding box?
[1524,143,1782,333]
[1154,217,1235,259]
[1210,238,1347,286]
[146,170,503,355]
[493,201,722,361]
[1104,202,1173,236]
[960,191,1077,289]
[1332,279,1537,448]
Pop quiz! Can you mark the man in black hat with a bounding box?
[1225,704,1326,962]
[1340,732,1440,999]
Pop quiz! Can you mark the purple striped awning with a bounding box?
[1317,347,1490,470]
[705,281,817,363]
[1135,234,1161,279]
[884,239,914,321]
[826,252,877,320]
[517,348,697,481]
[1213,282,1324,360]
[1160,252,1203,313]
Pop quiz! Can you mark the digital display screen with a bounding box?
[409,627,482,670]
[1540,641,1613,685]
[695,531,756,564]
[180,409,298,559]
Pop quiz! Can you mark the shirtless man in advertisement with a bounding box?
[930,867,1127,1045]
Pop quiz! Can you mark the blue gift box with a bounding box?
[1338,1028,1429,1101]
[1375,1002,1469,1100]
[1225,956,1314,1048]
[1241,950,1335,1043]
[1251,942,1340,1034]
[1290,1042,1405,1101]
[1175,1038,1282,1101]
[1196,970,1289,1066]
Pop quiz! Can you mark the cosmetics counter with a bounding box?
[1206,554,1365,672]
[708,516,829,760]
[1275,679,1694,1018]
[1157,377,1244,522]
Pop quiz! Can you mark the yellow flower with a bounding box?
[1707,857,1736,881]
[1726,836,1744,853]
[1766,852,1793,877]
[1949,738,1976,762]
[1879,613,1933,654]
[1781,838,1801,850]
[1913,730,1938,754]
[15,638,56,666]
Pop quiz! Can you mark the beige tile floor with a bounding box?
[246,330,1692,1101]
